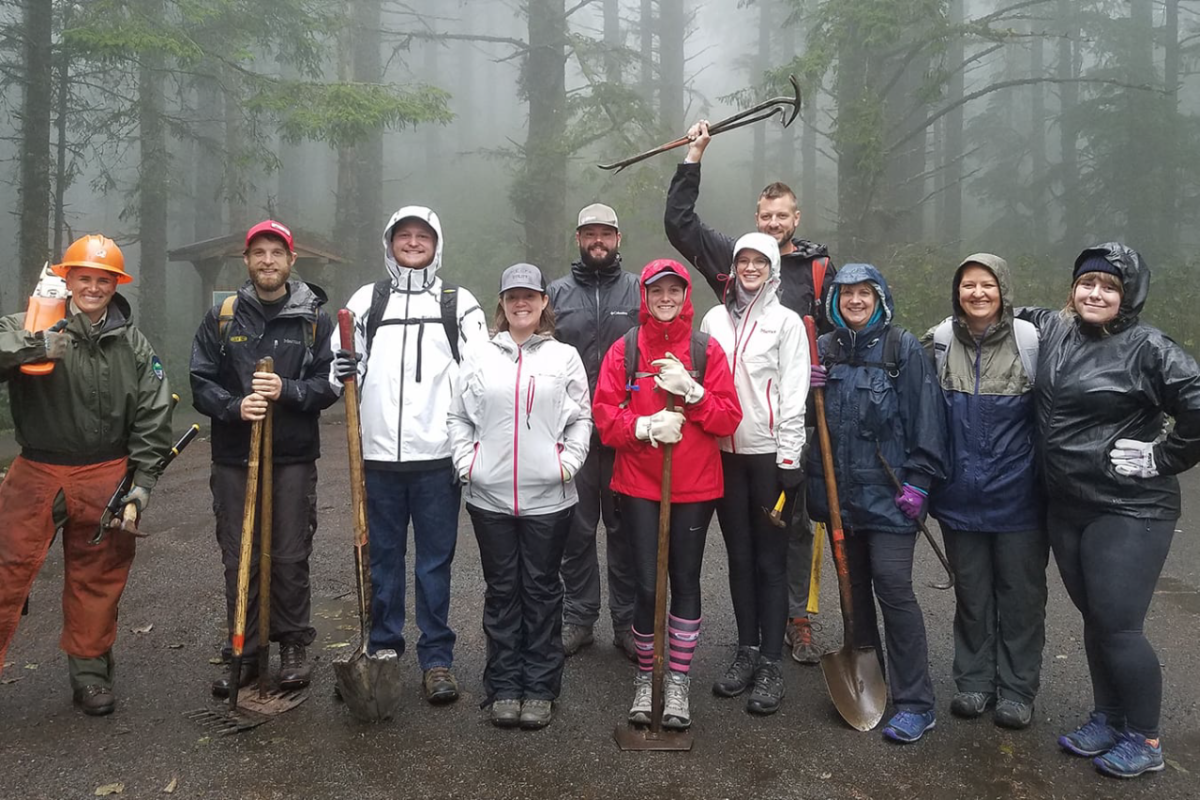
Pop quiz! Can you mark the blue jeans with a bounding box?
[365,466,461,670]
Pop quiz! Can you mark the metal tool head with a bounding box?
[820,646,887,732]
[333,647,403,722]
[614,724,694,751]
[183,707,269,736]
[782,74,802,128]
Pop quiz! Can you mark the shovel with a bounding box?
[804,317,887,732]
[615,394,692,752]
[332,309,402,722]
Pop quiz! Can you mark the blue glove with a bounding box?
[894,483,927,520]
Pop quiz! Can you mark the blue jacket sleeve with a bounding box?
[897,330,947,491]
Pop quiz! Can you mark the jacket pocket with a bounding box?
[855,369,900,442]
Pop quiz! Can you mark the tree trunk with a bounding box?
[640,0,654,104]
[52,0,74,258]
[223,66,247,232]
[835,19,871,256]
[604,0,622,84]
[1162,0,1180,254]
[657,0,684,133]
[1056,0,1081,252]
[137,0,169,344]
[1124,0,1154,253]
[18,0,54,300]
[941,0,964,248]
[778,0,797,192]
[1028,32,1047,248]
[194,74,224,243]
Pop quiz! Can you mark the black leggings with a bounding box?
[716,452,794,661]
[1047,502,1175,737]
[621,495,713,634]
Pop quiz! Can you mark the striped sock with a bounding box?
[667,615,701,674]
[632,627,654,673]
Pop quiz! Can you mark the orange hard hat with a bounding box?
[52,235,132,284]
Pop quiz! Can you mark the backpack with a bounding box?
[931,317,1039,385]
[218,294,317,348]
[812,257,829,312]
[621,326,709,405]
[364,279,461,363]
[822,325,905,379]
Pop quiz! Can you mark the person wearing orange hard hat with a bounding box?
[0,234,174,717]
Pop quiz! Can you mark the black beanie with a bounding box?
[1074,254,1121,281]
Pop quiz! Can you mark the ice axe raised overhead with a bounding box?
[598,76,802,173]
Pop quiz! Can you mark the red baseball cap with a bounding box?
[245,219,294,253]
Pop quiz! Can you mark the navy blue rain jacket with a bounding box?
[806,264,948,534]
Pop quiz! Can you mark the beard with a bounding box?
[579,244,619,270]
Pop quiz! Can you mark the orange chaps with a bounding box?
[0,456,134,671]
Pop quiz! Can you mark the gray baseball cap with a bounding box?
[499,263,546,294]
[577,203,619,230]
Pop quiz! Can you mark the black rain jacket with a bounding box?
[547,254,640,395]
[1020,243,1200,519]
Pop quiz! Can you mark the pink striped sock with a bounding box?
[632,627,655,673]
[667,615,701,674]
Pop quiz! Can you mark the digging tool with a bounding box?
[807,522,826,614]
[332,309,402,722]
[598,76,802,173]
[765,490,787,528]
[229,357,271,712]
[875,446,954,591]
[615,395,692,752]
[257,364,275,696]
[804,316,887,732]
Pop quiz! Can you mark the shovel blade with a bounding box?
[820,646,887,732]
[333,647,402,722]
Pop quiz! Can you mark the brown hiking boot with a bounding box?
[279,644,311,690]
[423,666,459,705]
[73,684,115,716]
[785,617,821,665]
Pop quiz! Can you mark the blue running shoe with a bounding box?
[883,710,936,743]
[1059,712,1119,757]
[1094,732,1165,779]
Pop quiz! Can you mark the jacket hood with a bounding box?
[1072,243,1148,333]
[236,279,327,316]
[569,252,625,285]
[732,232,782,296]
[828,263,893,331]
[952,252,1013,328]
[382,205,444,290]
[638,258,695,341]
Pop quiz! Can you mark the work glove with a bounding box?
[651,353,704,404]
[39,318,71,360]
[1110,438,1159,479]
[776,465,804,493]
[635,409,685,448]
[119,485,151,513]
[810,364,828,390]
[894,483,927,520]
[561,465,573,483]
[334,348,363,381]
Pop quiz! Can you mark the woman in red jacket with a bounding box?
[593,259,741,730]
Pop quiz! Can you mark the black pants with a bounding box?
[622,495,713,634]
[1048,502,1175,737]
[943,527,1048,704]
[716,452,793,661]
[845,528,934,713]
[468,504,573,703]
[212,462,318,655]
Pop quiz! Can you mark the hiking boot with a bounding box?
[423,667,459,704]
[883,709,937,743]
[520,699,554,730]
[562,624,594,657]
[1094,731,1165,779]
[279,644,312,690]
[1060,712,1120,757]
[785,617,821,665]
[746,659,785,715]
[628,672,653,725]
[490,699,522,729]
[612,629,638,663]
[662,670,691,730]
[950,691,995,719]
[994,698,1033,730]
[211,661,260,699]
[73,684,114,717]
[712,647,758,697]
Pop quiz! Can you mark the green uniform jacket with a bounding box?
[0,294,174,489]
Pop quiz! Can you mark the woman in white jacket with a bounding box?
[700,233,808,715]
[448,263,592,731]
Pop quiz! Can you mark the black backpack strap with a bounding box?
[364,279,392,355]
[622,327,641,407]
[689,330,709,384]
[440,282,460,364]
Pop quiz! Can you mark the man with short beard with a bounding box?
[548,204,641,659]
[191,219,338,698]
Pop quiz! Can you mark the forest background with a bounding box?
[3,0,1199,416]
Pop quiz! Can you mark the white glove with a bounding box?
[561,465,573,483]
[635,409,685,448]
[652,353,704,404]
[1110,438,1158,478]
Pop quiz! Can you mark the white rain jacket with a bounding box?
[332,206,487,466]
[448,332,592,516]
[700,232,808,469]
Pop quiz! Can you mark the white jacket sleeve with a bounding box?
[559,346,593,476]
[455,286,489,349]
[327,284,372,395]
[775,312,808,468]
[447,352,480,477]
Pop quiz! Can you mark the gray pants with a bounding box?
[212,462,318,655]
[560,444,634,630]
[786,432,815,618]
[943,527,1049,704]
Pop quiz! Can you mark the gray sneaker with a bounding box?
[520,699,553,729]
[663,671,691,730]
[712,647,758,697]
[490,698,521,728]
[562,623,594,657]
[746,660,785,715]
[628,672,653,725]
[994,698,1033,730]
[950,691,995,718]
